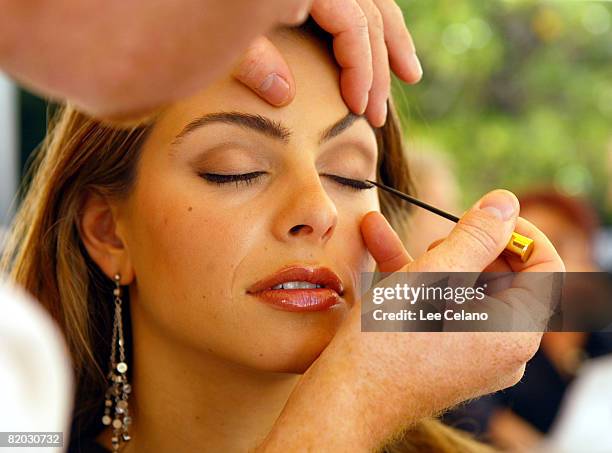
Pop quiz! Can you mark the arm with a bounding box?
[257,190,564,452]
[0,0,421,126]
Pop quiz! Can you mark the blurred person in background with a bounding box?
[0,225,7,252]
[444,189,612,451]
[401,144,461,258]
[520,190,600,272]
[595,138,612,273]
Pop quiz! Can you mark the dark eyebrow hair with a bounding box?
[171,111,291,145]
[318,112,362,144]
[171,110,364,146]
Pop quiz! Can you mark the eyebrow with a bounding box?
[318,112,361,144]
[171,111,364,146]
[172,112,291,145]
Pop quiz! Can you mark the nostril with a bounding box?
[322,224,335,241]
[289,224,312,236]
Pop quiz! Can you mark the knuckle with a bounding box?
[353,9,370,33]
[460,332,541,395]
[495,332,541,369]
[510,332,542,364]
[237,46,266,82]
[368,8,384,35]
[501,364,527,389]
[476,333,539,392]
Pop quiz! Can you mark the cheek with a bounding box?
[132,198,232,291]
[121,174,264,335]
[332,191,380,298]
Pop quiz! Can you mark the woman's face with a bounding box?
[115,30,380,373]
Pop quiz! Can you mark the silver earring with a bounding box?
[102,273,132,451]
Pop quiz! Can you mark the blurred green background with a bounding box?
[393,0,612,222]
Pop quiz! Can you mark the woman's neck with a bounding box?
[97,305,300,452]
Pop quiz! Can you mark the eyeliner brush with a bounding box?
[365,180,460,223]
[365,179,534,263]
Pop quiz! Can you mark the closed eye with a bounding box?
[199,172,374,191]
[321,174,374,191]
[199,171,267,187]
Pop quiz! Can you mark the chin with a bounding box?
[247,331,337,374]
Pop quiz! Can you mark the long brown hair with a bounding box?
[1,23,491,453]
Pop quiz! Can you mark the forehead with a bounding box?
[149,29,352,147]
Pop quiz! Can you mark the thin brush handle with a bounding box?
[365,180,460,222]
[365,179,535,263]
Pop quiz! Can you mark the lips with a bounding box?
[247,265,345,312]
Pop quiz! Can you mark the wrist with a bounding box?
[255,357,390,452]
[255,327,446,452]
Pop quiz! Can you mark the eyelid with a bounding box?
[317,138,378,169]
[321,174,374,191]
[199,171,373,192]
[199,171,267,187]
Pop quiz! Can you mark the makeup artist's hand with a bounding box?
[0,0,312,120]
[257,190,564,453]
[0,0,421,126]
[233,0,422,127]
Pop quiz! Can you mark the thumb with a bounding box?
[415,189,520,272]
[360,211,413,272]
[232,36,295,107]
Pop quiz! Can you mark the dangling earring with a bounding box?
[102,273,132,451]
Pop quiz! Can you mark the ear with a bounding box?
[78,191,134,285]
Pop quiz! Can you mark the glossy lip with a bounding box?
[246,265,345,312]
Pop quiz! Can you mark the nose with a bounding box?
[272,173,338,245]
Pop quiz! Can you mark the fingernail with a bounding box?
[381,102,388,125]
[294,3,310,23]
[409,53,423,79]
[479,191,518,221]
[358,92,369,115]
[258,74,291,106]
[283,1,311,24]
[372,102,387,127]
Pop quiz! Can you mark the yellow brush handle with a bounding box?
[503,232,534,263]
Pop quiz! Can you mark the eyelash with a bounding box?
[200,171,266,187]
[321,174,374,191]
[199,172,373,191]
